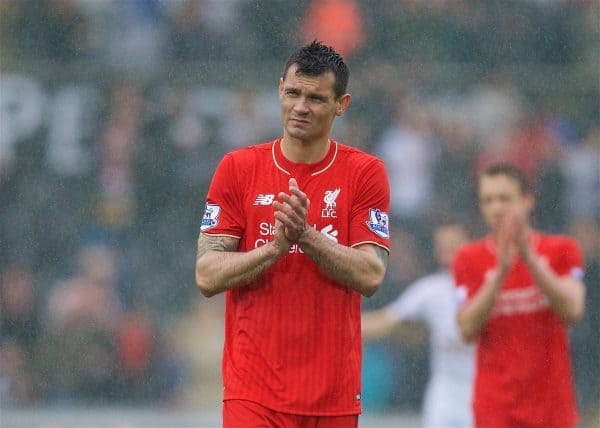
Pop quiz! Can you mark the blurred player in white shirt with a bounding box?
[362,221,474,428]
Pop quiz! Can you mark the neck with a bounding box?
[491,224,533,240]
[280,135,331,164]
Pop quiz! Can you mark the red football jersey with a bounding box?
[201,139,391,415]
[453,232,584,427]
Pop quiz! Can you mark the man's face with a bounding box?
[434,225,468,268]
[278,64,349,143]
[478,174,533,234]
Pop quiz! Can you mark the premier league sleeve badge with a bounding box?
[366,208,390,239]
[201,203,221,231]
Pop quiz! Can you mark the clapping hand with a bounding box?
[273,178,310,243]
[497,213,518,273]
[497,207,533,271]
[511,207,531,258]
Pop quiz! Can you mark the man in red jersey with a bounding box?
[453,163,586,428]
[195,41,390,427]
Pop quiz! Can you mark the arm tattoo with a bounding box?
[374,245,389,269]
[306,242,388,293]
[196,233,274,290]
[197,233,239,259]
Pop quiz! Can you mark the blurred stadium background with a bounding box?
[0,0,598,427]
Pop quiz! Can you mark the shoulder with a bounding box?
[334,142,388,191]
[538,232,579,247]
[221,140,275,168]
[538,232,582,256]
[226,140,274,160]
[452,239,489,274]
[335,141,385,169]
[455,238,487,260]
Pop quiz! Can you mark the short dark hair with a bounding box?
[479,163,531,195]
[432,213,471,235]
[282,41,349,99]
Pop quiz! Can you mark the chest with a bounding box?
[475,252,551,291]
[474,250,558,318]
[426,285,463,342]
[240,167,355,246]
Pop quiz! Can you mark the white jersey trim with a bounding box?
[201,232,242,239]
[311,141,338,176]
[350,240,390,253]
[271,140,338,176]
[272,141,291,176]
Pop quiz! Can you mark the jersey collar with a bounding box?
[272,138,338,176]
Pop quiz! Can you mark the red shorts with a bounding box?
[475,413,576,428]
[475,414,520,428]
[223,399,359,428]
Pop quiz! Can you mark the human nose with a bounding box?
[488,198,502,213]
[491,199,510,218]
[293,98,309,114]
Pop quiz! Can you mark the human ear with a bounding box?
[336,93,351,116]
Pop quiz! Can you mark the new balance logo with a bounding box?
[253,194,275,205]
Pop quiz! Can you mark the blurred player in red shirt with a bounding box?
[195,41,390,428]
[299,0,365,59]
[454,163,585,428]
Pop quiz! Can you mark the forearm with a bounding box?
[297,227,386,297]
[362,310,397,340]
[196,240,283,297]
[522,250,585,324]
[458,269,506,342]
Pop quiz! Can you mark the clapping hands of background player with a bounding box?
[497,208,531,271]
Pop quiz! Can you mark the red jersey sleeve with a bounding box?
[349,158,390,251]
[200,153,246,238]
[452,245,477,302]
[549,236,585,280]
